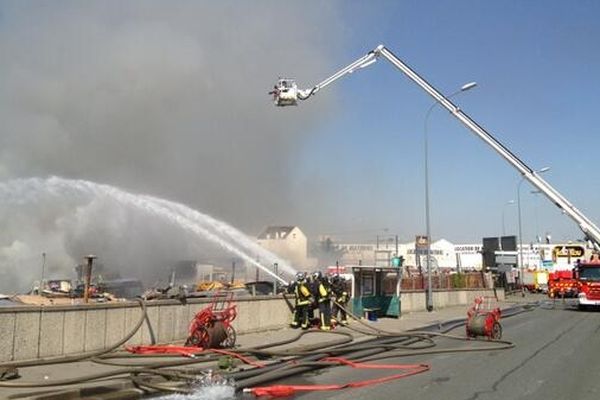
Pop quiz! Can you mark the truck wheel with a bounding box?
[578,303,588,311]
[491,322,502,340]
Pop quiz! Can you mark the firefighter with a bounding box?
[290,272,312,330]
[314,271,332,330]
[308,272,320,323]
[331,275,349,325]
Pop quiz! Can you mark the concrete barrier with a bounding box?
[0,288,501,362]
[400,288,505,312]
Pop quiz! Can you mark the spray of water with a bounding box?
[156,372,236,400]
[0,177,295,284]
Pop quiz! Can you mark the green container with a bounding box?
[352,295,400,318]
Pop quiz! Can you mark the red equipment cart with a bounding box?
[465,296,502,340]
[185,291,237,349]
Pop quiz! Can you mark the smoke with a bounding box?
[0,1,343,292]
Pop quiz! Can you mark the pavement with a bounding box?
[294,293,600,400]
[0,293,538,399]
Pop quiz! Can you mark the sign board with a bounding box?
[497,264,514,273]
[495,250,518,266]
[496,255,517,265]
[552,245,585,259]
[415,235,429,250]
[501,236,517,251]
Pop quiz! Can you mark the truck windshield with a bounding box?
[579,266,600,281]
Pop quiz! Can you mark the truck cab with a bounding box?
[575,260,600,310]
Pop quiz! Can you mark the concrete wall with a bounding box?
[400,288,505,313]
[0,296,290,363]
[0,288,500,362]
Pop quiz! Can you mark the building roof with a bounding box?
[258,226,296,240]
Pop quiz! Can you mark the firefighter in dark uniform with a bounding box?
[331,275,349,325]
[290,272,312,330]
[307,273,317,323]
[315,272,332,330]
[310,271,321,323]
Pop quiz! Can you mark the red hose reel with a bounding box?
[185,291,238,349]
[465,296,502,340]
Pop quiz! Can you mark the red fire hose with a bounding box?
[126,345,202,358]
[244,357,430,397]
[125,344,266,368]
[127,345,429,397]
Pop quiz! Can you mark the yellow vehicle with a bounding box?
[523,270,549,293]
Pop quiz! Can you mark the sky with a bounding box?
[288,1,600,244]
[0,1,599,290]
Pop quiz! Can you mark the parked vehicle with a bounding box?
[522,270,549,293]
[548,270,577,298]
[574,261,600,310]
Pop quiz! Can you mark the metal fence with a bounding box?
[401,272,486,291]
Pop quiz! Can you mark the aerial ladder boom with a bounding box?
[272,44,600,250]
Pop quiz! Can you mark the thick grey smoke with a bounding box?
[0,1,343,292]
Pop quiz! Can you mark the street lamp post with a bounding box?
[517,167,550,295]
[424,81,477,312]
[530,189,543,243]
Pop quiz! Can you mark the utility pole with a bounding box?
[83,255,97,303]
[231,260,236,284]
[40,252,46,293]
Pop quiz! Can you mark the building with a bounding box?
[314,235,594,273]
[257,226,313,268]
[454,244,484,271]
[320,238,485,272]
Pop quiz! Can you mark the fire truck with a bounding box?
[575,259,600,310]
[548,270,577,298]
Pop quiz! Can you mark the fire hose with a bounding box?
[0,297,534,398]
[230,299,522,397]
[243,358,430,397]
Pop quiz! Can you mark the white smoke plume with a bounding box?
[0,1,343,292]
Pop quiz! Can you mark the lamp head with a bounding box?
[460,82,478,92]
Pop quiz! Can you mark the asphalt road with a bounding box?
[289,300,600,400]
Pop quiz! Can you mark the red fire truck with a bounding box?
[548,270,578,298]
[575,259,600,310]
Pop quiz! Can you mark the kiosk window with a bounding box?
[362,275,374,296]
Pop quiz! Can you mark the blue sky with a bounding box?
[288,1,600,244]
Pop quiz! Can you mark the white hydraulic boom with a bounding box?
[271,44,600,250]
